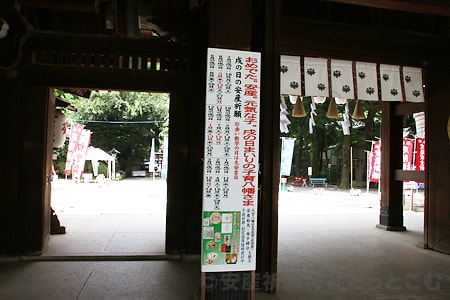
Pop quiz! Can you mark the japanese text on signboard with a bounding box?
[202,48,261,272]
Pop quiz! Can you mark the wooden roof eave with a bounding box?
[324,0,450,17]
[280,17,448,66]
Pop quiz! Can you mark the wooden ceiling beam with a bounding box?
[22,65,188,92]
[324,0,450,17]
[280,17,447,65]
[18,0,101,13]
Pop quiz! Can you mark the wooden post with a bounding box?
[425,58,450,253]
[16,86,54,253]
[254,0,281,294]
[201,1,261,299]
[377,101,406,231]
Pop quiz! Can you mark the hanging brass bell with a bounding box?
[352,99,366,120]
[326,97,339,118]
[292,96,307,117]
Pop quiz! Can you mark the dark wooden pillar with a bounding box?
[165,92,190,254]
[203,0,281,298]
[185,49,209,254]
[206,0,253,296]
[377,102,406,231]
[0,0,23,256]
[16,86,53,254]
[254,0,280,294]
[0,74,21,255]
[425,58,450,253]
[208,0,252,50]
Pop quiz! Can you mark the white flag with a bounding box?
[403,66,424,103]
[380,64,403,101]
[304,57,329,97]
[280,55,301,95]
[149,138,155,171]
[355,62,379,101]
[331,59,354,100]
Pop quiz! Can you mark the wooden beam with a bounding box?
[21,65,188,92]
[395,102,425,116]
[394,170,425,181]
[23,32,190,57]
[324,0,450,17]
[281,18,442,66]
[19,0,100,13]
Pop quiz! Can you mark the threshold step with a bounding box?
[19,254,182,262]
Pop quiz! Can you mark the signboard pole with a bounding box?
[200,272,205,300]
[366,150,370,194]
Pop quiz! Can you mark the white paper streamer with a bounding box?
[342,102,351,135]
[413,112,425,138]
[280,96,291,133]
[309,101,317,134]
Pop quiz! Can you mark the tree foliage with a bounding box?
[281,96,381,188]
[55,90,169,175]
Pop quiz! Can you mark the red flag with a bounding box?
[65,124,85,175]
[415,138,425,171]
[72,129,91,180]
[368,142,381,183]
[402,138,414,170]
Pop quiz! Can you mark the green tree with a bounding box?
[55,90,169,176]
[282,97,381,188]
[340,100,381,189]
[283,97,342,179]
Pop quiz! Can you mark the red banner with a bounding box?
[402,138,414,170]
[65,124,85,175]
[415,137,425,171]
[368,138,425,184]
[368,141,381,183]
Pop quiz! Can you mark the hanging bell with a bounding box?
[326,97,339,118]
[352,99,366,120]
[292,96,307,117]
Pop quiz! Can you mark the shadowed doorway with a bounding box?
[46,89,170,257]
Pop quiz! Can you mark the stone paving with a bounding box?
[2,178,449,300]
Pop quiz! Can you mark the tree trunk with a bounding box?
[311,130,319,177]
[364,104,379,142]
[311,127,326,177]
[340,134,352,189]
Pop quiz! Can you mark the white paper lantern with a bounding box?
[53,111,67,148]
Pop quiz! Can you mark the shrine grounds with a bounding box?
[1,177,446,300]
[50,176,425,217]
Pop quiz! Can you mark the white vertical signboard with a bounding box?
[201,48,261,272]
